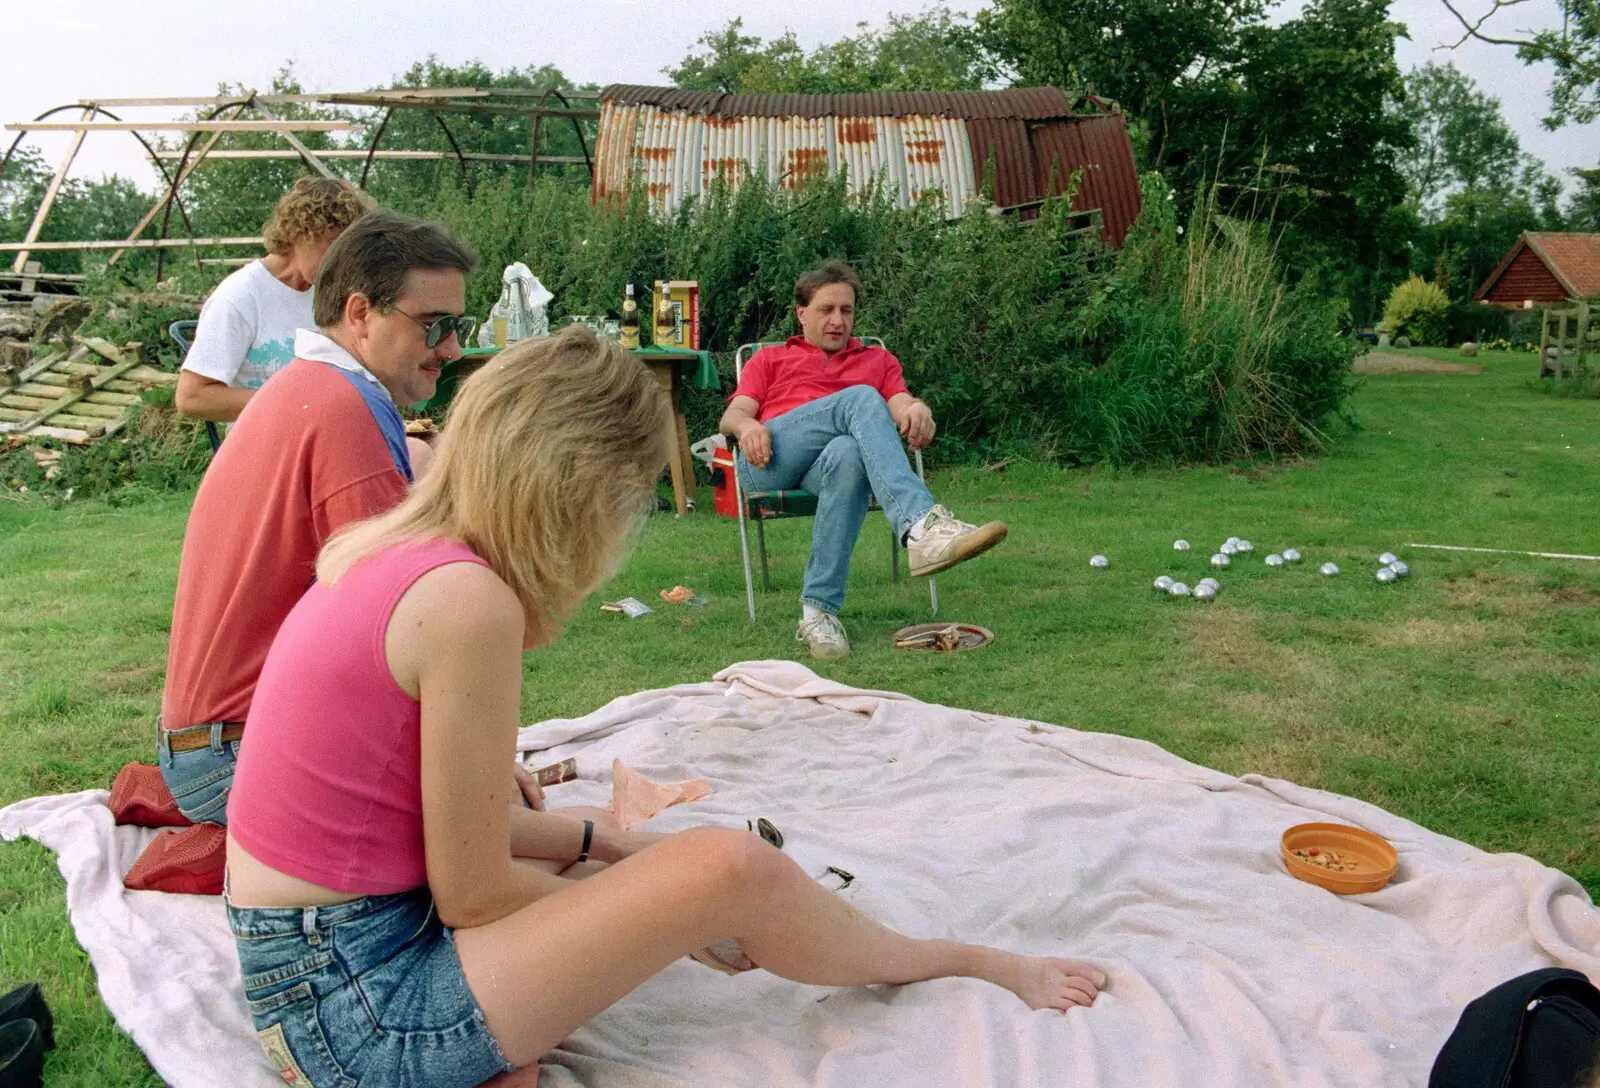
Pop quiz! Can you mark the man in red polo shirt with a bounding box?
[719,259,1006,660]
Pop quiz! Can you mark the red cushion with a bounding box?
[108,762,192,829]
[123,824,226,895]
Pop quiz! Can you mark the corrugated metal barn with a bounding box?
[593,86,1142,248]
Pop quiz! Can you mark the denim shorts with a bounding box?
[227,886,515,1088]
[157,722,241,825]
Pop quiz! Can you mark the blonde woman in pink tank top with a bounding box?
[224,324,1105,1088]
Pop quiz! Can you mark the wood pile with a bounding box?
[0,302,177,445]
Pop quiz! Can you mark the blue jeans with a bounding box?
[737,385,934,614]
[227,886,515,1088]
[157,722,241,825]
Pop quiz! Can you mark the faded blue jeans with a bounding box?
[737,385,934,614]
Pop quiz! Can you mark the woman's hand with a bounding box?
[510,763,545,811]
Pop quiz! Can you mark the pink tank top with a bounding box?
[228,537,490,895]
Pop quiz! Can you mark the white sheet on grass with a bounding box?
[2,660,1596,1087]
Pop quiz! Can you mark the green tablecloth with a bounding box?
[414,344,719,415]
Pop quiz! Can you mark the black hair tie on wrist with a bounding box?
[576,820,594,864]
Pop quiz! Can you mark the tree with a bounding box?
[1437,0,1600,128]
[1570,165,1600,228]
[1397,62,1521,210]
[974,0,1268,169]
[0,145,154,275]
[667,10,987,95]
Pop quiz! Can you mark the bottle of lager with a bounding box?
[656,282,676,345]
[619,283,639,349]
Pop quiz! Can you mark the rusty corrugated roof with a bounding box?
[599,85,1078,120]
[1476,232,1600,302]
[1030,115,1142,248]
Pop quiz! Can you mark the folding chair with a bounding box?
[731,337,937,622]
[167,320,222,454]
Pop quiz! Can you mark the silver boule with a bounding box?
[1225,537,1241,547]
[1168,582,1191,597]
[1237,539,1254,553]
[1210,553,1231,569]
[1282,548,1302,563]
[1388,560,1409,578]
[1089,554,1109,569]
[1198,577,1219,590]
[1174,539,1191,551]
[1265,553,1285,567]
[1220,542,1238,556]
[1154,575,1174,591]
[1375,567,1398,584]
[1193,583,1217,601]
[1378,552,1399,566]
[1320,562,1340,577]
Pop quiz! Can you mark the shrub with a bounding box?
[1382,275,1450,346]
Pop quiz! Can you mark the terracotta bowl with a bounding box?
[1280,822,1399,895]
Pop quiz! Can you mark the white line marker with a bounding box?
[1407,544,1600,562]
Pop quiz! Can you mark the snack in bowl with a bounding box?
[1280,822,1399,895]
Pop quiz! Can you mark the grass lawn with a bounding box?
[2,346,1597,1084]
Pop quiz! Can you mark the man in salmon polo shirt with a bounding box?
[719,259,1007,661]
[156,210,477,825]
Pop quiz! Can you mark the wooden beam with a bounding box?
[0,237,261,253]
[7,120,360,133]
[252,101,336,179]
[321,95,598,120]
[149,148,588,164]
[74,95,328,108]
[12,107,93,273]
[0,271,86,283]
[109,100,253,266]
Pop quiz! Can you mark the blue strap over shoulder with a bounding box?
[321,363,413,483]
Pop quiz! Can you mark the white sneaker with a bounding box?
[796,612,851,660]
[906,505,1008,577]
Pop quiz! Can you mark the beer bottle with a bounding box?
[656,282,676,344]
[620,283,640,349]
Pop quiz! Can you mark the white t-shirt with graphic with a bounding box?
[182,259,313,390]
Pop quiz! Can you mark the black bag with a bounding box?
[1430,968,1600,1088]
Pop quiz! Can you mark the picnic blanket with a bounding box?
[2,659,1597,1087]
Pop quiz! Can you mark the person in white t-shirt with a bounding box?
[176,177,374,422]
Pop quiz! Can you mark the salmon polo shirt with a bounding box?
[161,351,409,731]
[732,336,909,422]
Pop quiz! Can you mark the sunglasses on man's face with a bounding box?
[396,309,477,349]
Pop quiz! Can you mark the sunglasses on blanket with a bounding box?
[395,309,477,349]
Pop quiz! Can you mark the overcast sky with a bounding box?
[2,0,1594,198]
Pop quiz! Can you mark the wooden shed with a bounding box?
[1473,232,1600,307]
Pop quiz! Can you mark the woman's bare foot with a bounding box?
[985,951,1106,1011]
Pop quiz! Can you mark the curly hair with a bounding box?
[261,177,375,255]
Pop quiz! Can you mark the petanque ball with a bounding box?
[1375,567,1398,584]
[1282,548,1302,563]
[1168,582,1191,598]
[1090,555,1110,569]
[1388,560,1409,578]
[1221,542,1238,556]
[1174,539,1191,551]
[1154,575,1174,591]
[1378,552,1399,566]
[1320,563,1340,577]
[1237,540,1254,553]
[1211,553,1231,569]
[1265,553,1285,567]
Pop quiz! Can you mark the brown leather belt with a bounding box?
[163,722,245,753]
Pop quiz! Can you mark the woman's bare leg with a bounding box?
[455,827,1104,1069]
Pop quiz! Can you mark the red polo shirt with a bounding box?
[733,337,909,422]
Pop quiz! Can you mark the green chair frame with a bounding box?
[731,338,938,622]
